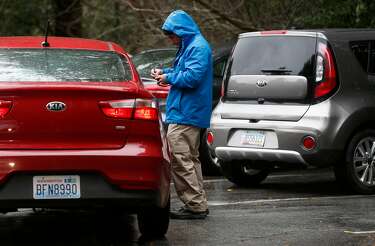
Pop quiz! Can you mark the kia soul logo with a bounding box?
[256,79,268,87]
[46,101,66,112]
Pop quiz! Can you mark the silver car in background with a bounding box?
[208,29,375,194]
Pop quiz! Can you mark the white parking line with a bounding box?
[208,195,375,206]
[203,178,227,183]
[202,173,329,184]
[344,230,375,234]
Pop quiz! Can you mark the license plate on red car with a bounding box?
[33,175,81,199]
[240,130,265,147]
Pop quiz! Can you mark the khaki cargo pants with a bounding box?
[167,124,208,212]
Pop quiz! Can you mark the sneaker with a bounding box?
[170,207,209,220]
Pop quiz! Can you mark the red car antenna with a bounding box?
[41,20,50,47]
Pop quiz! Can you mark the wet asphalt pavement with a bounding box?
[1,168,375,246]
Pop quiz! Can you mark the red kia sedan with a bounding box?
[0,36,171,237]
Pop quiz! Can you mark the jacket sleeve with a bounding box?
[165,46,210,89]
[162,67,174,74]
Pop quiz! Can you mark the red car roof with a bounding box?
[0,36,126,53]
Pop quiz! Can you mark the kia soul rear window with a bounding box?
[230,36,316,78]
[0,49,132,82]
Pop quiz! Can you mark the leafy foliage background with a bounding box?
[1,0,374,54]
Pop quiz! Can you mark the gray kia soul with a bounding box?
[208,29,375,194]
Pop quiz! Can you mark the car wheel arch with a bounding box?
[333,107,375,159]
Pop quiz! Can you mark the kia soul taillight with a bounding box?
[314,41,338,100]
[99,99,158,121]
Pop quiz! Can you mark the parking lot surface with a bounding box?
[1,168,375,246]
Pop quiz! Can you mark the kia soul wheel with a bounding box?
[220,160,270,187]
[336,129,375,194]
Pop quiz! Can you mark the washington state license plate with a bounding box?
[33,175,81,199]
[240,130,265,147]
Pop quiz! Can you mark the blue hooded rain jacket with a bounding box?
[162,10,212,129]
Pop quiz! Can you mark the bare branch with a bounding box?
[121,0,170,14]
[194,0,257,31]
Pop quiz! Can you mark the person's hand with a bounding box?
[151,68,163,79]
[155,74,169,87]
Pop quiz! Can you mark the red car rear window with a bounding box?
[0,49,133,82]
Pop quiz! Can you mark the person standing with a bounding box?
[151,10,212,220]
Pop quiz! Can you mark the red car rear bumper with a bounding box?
[0,140,171,209]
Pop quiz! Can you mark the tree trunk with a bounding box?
[54,0,82,37]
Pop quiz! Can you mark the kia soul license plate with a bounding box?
[33,175,81,199]
[240,130,266,147]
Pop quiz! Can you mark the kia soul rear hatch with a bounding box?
[0,49,135,149]
[222,32,318,121]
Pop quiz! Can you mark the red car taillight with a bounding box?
[0,100,12,118]
[133,99,158,120]
[314,42,337,99]
[99,99,158,121]
[99,99,134,119]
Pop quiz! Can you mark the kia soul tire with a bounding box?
[335,129,375,194]
[220,160,270,187]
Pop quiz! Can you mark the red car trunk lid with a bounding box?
[0,82,139,150]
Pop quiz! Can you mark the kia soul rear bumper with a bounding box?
[215,147,307,164]
[209,101,345,168]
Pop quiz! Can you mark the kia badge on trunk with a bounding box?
[46,101,66,112]
[256,79,268,87]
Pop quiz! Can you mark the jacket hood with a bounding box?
[162,10,200,38]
